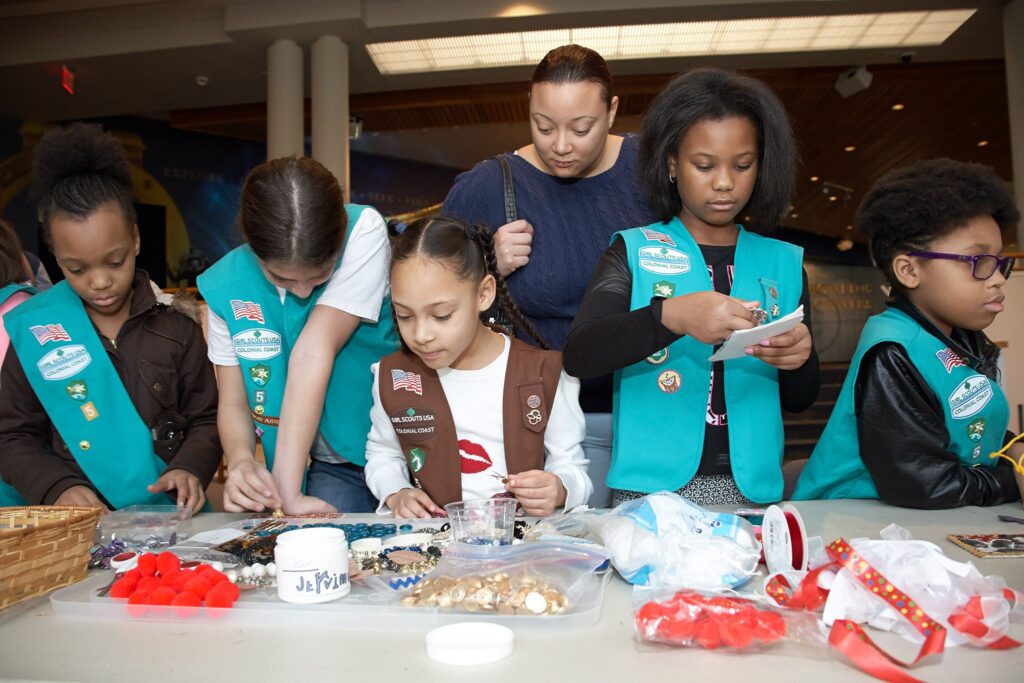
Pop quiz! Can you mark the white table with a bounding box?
[2,501,1023,682]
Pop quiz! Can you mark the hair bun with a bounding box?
[31,122,132,197]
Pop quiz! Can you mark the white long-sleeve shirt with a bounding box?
[364,334,592,514]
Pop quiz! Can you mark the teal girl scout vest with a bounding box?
[197,205,398,469]
[793,307,1009,500]
[1,281,167,508]
[611,218,803,503]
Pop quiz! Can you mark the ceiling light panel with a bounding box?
[366,9,976,74]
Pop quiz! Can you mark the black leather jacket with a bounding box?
[855,296,1020,509]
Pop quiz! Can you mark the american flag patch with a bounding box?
[640,228,676,247]
[230,299,264,323]
[936,347,966,373]
[29,324,71,345]
[391,369,423,395]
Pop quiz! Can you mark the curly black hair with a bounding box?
[638,68,797,230]
[858,158,1020,288]
[31,122,136,243]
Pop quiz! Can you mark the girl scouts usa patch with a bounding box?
[37,345,91,381]
[638,247,690,275]
[948,375,993,419]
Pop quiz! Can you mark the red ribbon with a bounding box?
[766,537,1020,683]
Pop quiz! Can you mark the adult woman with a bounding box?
[442,44,657,506]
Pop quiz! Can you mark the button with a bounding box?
[79,440,91,451]
[152,382,162,392]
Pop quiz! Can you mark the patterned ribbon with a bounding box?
[766,538,1021,682]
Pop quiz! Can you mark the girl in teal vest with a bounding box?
[564,69,820,506]
[0,123,220,511]
[794,159,1024,507]
[198,157,397,515]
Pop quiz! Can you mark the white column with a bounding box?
[267,39,304,159]
[311,35,350,198]
[1006,0,1024,250]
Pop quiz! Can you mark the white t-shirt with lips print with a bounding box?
[364,334,592,514]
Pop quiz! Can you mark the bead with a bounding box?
[399,524,413,532]
[240,565,254,579]
[226,570,238,583]
[266,562,276,577]
[252,563,267,578]
[211,561,224,572]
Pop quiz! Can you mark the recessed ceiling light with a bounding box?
[790,213,799,218]
[977,140,989,147]
[891,103,905,110]
[844,145,857,152]
[846,224,853,230]
[809,176,820,182]
[829,195,839,202]
[365,9,978,74]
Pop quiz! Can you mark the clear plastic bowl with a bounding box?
[444,498,517,546]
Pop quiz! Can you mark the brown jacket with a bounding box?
[378,336,561,507]
[0,271,221,505]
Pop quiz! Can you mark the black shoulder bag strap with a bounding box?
[487,155,518,337]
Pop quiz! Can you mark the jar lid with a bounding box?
[425,622,514,666]
[275,526,347,546]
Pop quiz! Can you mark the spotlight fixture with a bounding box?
[977,140,989,147]
[809,176,820,182]
[844,145,857,152]
[891,103,905,111]
[837,238,854,252]
[829,195,839,202]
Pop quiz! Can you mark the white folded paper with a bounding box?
[709,305,805,361]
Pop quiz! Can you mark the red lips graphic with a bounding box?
[459,438,493,474]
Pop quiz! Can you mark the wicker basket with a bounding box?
[0,506,104,610]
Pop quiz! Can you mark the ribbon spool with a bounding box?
[761,504,809,574]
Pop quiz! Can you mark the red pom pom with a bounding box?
[123,568,142,583]
[207,581,240,606]
[109,577,136,599]
[137,576,161,593]
[149,586,177,606]
[183,576,213,600]
[203,568,230,585]
[156,551,181,576]
[171,591,201,617]
[137,553,157,577]
[204,591,234,609]
[756,611,787,641]
[127,590,149,616]
[693,618,722,650]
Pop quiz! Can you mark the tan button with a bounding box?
[153,382,162,392]
[79,440,91,451]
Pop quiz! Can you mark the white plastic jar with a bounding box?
[274,527,350,604]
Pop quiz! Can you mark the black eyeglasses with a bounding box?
[906,251,1016,280]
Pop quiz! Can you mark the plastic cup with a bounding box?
[444,498,517,546]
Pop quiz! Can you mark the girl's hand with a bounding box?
[223,457,283,512]
[492,220,533,276]
[148,469,206,514]
[54,484,108,509]
[747,323,812,370]
[506,470,566,517]
[385,488,442,518]
[661,292,758,344]
[282,494,337,516]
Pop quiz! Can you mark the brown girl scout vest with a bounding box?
[377,337,562,507]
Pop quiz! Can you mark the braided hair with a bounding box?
[388,217,548,349]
